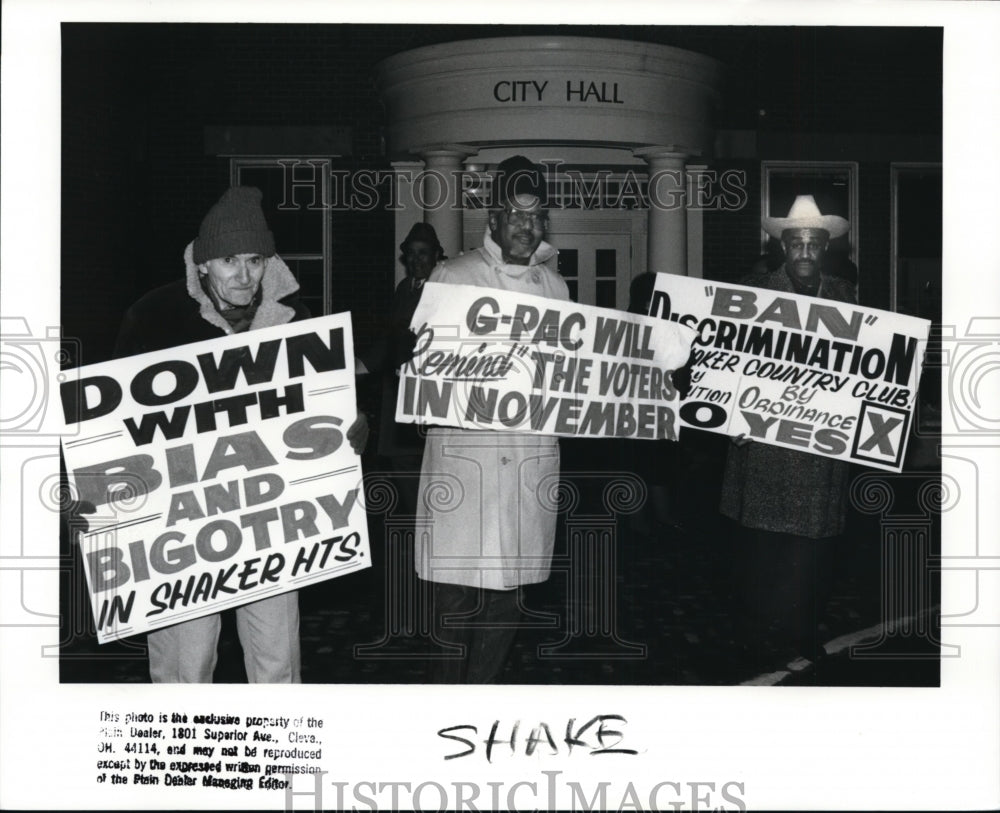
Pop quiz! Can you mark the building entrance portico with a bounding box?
[375,36,723,304]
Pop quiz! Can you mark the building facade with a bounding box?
[61,25,942,364]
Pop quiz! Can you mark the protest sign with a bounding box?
[59,313,369,643]
[395,282,695,439]
[651,274,931,471]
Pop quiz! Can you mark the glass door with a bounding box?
[548,232,632,308]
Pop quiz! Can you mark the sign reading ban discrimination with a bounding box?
[651,274,931,472]
[59,313,369,643]
[396,283,695,439]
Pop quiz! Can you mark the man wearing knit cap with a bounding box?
[720,194,856,673]
[414,156,569,683]
[114,186,368,683]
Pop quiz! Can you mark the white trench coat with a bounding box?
[414,231,570,590]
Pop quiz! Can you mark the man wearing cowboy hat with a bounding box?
[757,194,853,297]
[720,194,856,672]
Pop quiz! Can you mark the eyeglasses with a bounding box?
[503,209,548,228]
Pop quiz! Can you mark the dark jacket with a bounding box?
[358,276,425,375]
[359,276,427,457]
[114,241,310,358]
[719,267,856,539]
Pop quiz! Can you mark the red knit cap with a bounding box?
[193,186,275,264]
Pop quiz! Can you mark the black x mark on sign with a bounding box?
[859,412,904,455]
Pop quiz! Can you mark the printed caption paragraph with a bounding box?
[95,709,323,791]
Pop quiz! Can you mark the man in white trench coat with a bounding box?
[415,156,570,682]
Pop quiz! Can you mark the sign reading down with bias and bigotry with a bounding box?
[59,313,369,643]
[395,282,695,439]
[651,274,932,472]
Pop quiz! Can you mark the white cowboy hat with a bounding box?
[762,194,849,239]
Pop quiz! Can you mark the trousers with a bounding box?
[147,591,301,683]
[429,581,522,683]
[732,525,837,661]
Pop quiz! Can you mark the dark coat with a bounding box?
[358,277,424,374]
[719,267,856,539]
[114,242,310,358]
[358,276,427,457]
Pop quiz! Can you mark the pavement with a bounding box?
[59,436,941,687]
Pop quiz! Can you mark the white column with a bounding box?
[417,146,474,258]
[686,163,707,279]
[636,148,689,276]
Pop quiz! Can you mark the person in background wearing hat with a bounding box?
[359,222,444,517]
[360,222,445,383]
[114,186,368,683]
[415,156,569,683]
[720,194,856,672]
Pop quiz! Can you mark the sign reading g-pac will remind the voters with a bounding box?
[59,313,369,643]
[651,274,931,471]
[396,282,695,439]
